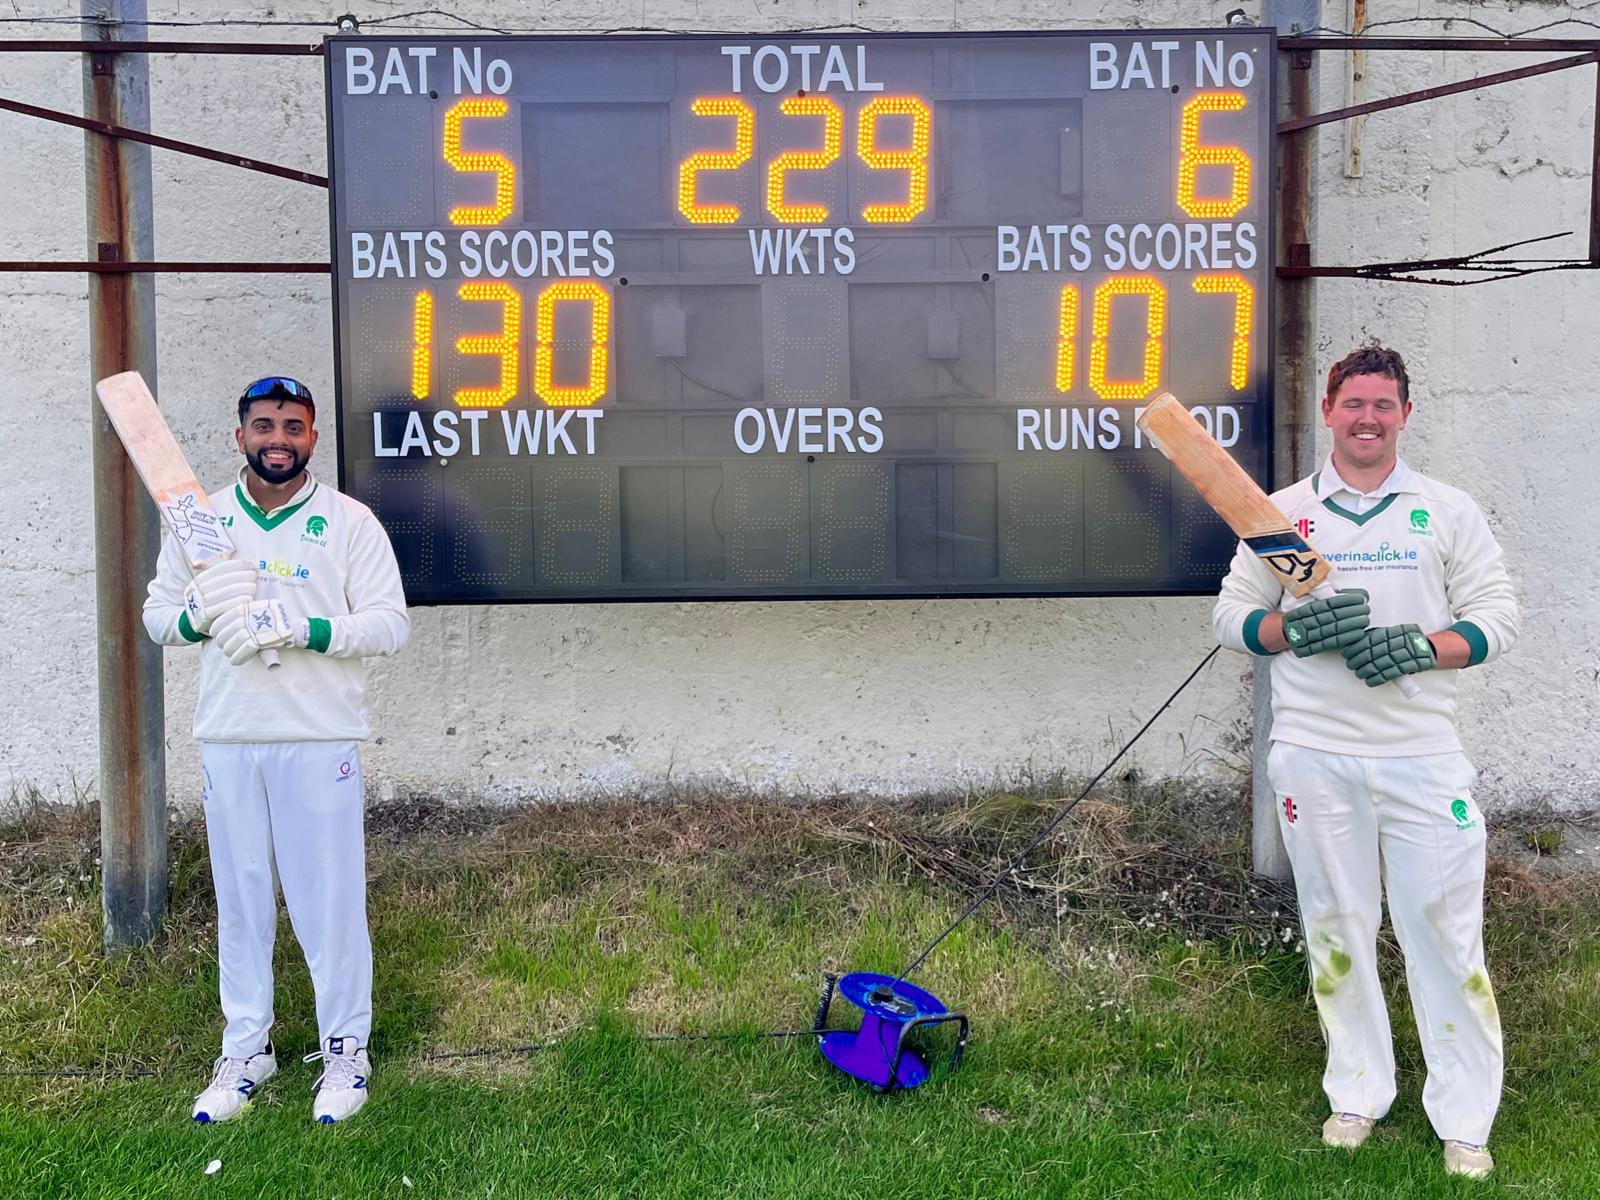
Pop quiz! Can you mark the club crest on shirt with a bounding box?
[300,513,329,548]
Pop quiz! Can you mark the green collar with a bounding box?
[1322,491,1400,527]
[235,480,318,531]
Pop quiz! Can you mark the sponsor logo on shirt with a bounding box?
[1409,508,1434,536]
[258,557,311,581]
[1283,796,1298,824]
[1295,517,1315,539]
[219,514,235,528]
[1324,541,1420,565]
[336,760,355,783]
[1450,798,1476,830]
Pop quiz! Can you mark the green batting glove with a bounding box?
[1342,623,1437,688]
[1282,588,1370,657]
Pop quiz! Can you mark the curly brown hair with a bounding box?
[1325,343,1410,406]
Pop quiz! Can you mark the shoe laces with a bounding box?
[204,1054,250,1093]
[304,1045,362,1091]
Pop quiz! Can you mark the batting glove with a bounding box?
[1282,588,1370,658]
[1342,623,1437,688]
[182,557,258,634]
[211,599,308,666]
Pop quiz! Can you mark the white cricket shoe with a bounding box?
[1444,1140,1494,1179]
[306,1036,370,1124]
[192,1045,276,1123]
[1322,1112,1376,1148]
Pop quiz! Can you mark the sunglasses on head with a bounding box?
[240,376,314,403]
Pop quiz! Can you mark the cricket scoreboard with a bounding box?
[325,30,1276,604]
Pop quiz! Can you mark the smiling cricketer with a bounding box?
[1211,344,1520,1180]
[142,376,409,1125]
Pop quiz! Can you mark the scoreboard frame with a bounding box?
[324,28,1279,606]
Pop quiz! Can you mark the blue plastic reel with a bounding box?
[813,971,968,1091]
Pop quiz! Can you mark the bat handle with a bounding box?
[263,648,281,671]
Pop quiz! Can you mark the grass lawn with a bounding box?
[2,791,1597,1199]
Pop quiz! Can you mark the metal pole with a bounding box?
[1254,0,1323,880]
[1591,61,1600,265]
[1343,0,1367,177]
[85,0,166,949]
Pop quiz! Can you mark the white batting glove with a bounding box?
[182,557,258,634]
[210,599,308,666]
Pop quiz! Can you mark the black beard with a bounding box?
[247,447,307,485]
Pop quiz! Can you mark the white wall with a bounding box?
[3,2,1595,809]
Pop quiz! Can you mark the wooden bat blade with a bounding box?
[95,371,234,571]
[1137,392,1332,598]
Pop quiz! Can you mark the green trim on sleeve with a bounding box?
[306,617,333,654]
[177,611,206,643]
[1449,620,1490,667]
[1242,609,1275,657]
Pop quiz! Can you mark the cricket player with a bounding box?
[143,376,409,1124]
[1212,345,1519,1179]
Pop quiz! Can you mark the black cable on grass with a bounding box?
[893,646,1221,987]
[0,1030,827,1078]
[0,1066,160,1078]
[421,1028,818,1063]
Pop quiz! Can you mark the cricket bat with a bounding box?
[1137,392,1418,698]
[95,371,280,669]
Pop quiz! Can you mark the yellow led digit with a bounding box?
[410,290,434,399]
[1089,275,1167,401]
[1055,285,1080,393]
[766,96,844,223]
[454,282,522,409]
[857,96,932,223]
[1192,273,1254,390]
[534,281,611,408]
[443,98,516,227]
[678,98,755,225]
[1177,91,1251,220]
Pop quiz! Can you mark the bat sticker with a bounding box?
[162,494,233,562]
[1244,532,1320,583]
[1260,550,1320,584]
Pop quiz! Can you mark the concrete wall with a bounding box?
[4,1,1595,810]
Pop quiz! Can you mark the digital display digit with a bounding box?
[325,30,1276,603]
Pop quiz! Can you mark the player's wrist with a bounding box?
[1244,609,1289,655]
[303,617,333,654]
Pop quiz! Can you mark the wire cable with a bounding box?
[3,11,1599,37]
[892,646,1221,986]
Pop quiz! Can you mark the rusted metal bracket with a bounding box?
[0,39,324,55]
[1274,38,1600,281]
[0,259,330,273]
[0,94,327,186]
[1277,232,1594,285]
[1278,50,1600,133]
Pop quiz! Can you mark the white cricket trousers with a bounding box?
[1268,742,1502,1146]
[200,741,372,1059]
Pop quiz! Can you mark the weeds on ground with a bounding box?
[2,782,1598,1198]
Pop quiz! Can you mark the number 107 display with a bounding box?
[326,29,1276,603]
